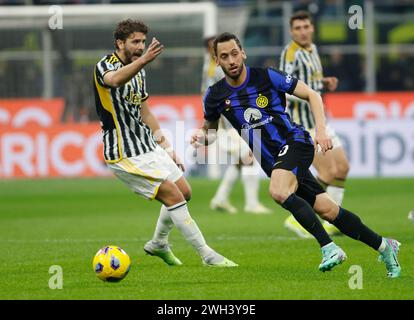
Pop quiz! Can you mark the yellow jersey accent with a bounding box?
[256,94,269,108]
[93,68,123,162]
[93,53,158,162]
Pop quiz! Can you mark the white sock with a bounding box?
[152,205,173,245]
[326,185,345,206]
[166,201,214,260]
[212,165,239,203]
[241,164,260,208]
[378,237,387,252]
[321,242,334,250]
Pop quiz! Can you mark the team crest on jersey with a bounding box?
[256,94,268,108]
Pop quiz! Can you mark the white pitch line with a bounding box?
[3,235,302,244]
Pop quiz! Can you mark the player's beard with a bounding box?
[222,63,244,80]
[124,48,144,64]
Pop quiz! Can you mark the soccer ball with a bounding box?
[92,245,131,282]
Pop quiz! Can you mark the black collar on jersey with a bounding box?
[114,51,126,66]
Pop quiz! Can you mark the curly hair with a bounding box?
[113,19,149,49]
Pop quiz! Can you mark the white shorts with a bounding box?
[308,124,343,150]
[217,127,251,163]
[107,146,183,200]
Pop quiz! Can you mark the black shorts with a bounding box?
[272,141,325,207]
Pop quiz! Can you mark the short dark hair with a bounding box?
[213,32,242,56]
[290,11,313,27]
[114,19,149,49]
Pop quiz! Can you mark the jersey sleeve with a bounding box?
[139,69,149,102]
[267,68,298,94]
[203,87,221,122]
[95,58,116,88]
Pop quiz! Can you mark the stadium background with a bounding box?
[1,0,414,179]
[1,0,414,301]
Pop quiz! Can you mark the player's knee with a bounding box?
[182,188,192,202]
[156,181,186,206]
[314,193,340,222]
[269,187,289,204]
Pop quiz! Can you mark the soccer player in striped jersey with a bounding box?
[191,32,401,277]
[201,36,271,215]
[279,11,350,238]
[93,20,237,267]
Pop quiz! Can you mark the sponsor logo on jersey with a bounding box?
[243,108,262,123]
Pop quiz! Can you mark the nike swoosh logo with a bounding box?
[275,161,283,166]
[392,253,399,266]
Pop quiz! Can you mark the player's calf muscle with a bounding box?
[175,178,192,201]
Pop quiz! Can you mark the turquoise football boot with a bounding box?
[378,238,401,278]
[319,242,347,272]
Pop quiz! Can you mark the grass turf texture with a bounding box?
[0,177,413,300]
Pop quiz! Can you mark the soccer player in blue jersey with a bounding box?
[191,32,401,277]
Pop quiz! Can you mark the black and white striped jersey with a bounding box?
[93,52,158,163]
[279,41,324,129]
[201,53,225,96]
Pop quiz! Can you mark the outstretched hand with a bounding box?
[315,129,333,154]
[323,77,338,92]
[142,37,164,64]
[190,129,207,149]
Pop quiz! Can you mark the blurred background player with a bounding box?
[94,20,237,267]
[201,35,272,215]
[408,209,414,222]
[279,11,350,237]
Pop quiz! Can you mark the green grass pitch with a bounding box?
[0,177,413,300]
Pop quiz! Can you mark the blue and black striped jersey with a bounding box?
[203,66,313,176]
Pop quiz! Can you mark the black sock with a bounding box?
[282,193,332,247]
[331,207,382,250]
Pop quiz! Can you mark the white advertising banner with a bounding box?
[329,119,414,177]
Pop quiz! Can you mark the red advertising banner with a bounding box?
[1,93,413,178]
[324,92,414,119]
[0,123,106,178]
[149,95,204,123]
[0,98,64,127]
[0,96,204,178]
